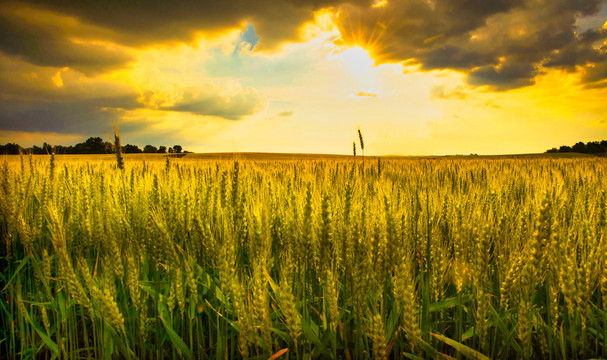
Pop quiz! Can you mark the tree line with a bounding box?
[546,140,607,154]
[0,137,189,155]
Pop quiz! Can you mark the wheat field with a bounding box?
[0,154,606,359]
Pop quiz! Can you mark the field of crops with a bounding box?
[1,154,606,359]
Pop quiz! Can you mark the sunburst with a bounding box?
[332,1,404,64]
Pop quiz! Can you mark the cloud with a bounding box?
[0,55,143,141]
[419,46,496,71]
[2,0,607,153]
[0,1,346,77]
[160,85,266,120]
[4,0,606,91]
[430,85,467,99]
[1,0,342,55]
[51,68,68,87]
[0,98,129,133]
[277,110,294,117]
[355,90,378,97]
[0,49,267,146]
[0,82,264,136]
[333,0,607,89]
[0,130,83,147]
[581,60,607,88]
[467,61,538,90]
[0,54,140,103]
[0,4,133,74]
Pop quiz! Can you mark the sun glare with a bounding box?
[333,46,375,74]
[372,0,388,8]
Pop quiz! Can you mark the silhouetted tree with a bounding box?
[54,145,69,154]
[546,148,558,153]
[143,145,158,153]
[122,144,143,153]
[550,141,607,154]
[87,137,104,153]
[586,141,603,153]
[572,142,586,153]
[43,142,53,154]
[31,145,44,154]
[0,143,22,154]
[70,137,112,154]
[158,146,167,153]
[173,145,183,153]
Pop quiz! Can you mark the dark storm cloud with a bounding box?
[468,62,538,90]
[0,96,138,133]
[0,54,141,133]
[0,4,133,74]
[0,51,265,135]
[543,26,607,87]
[1,0,606,92]
[580,60,607,87]
[334,0,607,90]
[0,54,140,103]
[0,0,358,75]
[335,0,523,61]
[0,97,189,148]
[1,0,347,52]
[419,46,497,71]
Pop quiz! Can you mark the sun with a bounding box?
[333,46,375,75]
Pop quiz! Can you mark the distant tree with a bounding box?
[103,141,114,153]
[143,145,158,153]
[572,141,586,153]
[551,141,607,154]
[585,141,603,153]
[31,145,44,154]
[71,137,103,154]
[54,145,65,154]
[77,137,108,154]
[546,148,558,153]
[72,143,84,153]
[1,139,187,155]
[122,144,143,153]
[0,143,22,155]
[43,142,53,154]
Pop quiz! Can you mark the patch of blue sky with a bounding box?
[237,24,260,50]
[576,2,607,32]
[202,39,317,87]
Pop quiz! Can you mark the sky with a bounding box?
[0,0,606,155]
